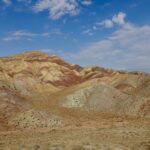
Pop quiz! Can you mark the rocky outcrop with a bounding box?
[61,81,150,117]
[9,109,64,129]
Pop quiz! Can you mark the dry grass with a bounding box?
[0,120,149,150]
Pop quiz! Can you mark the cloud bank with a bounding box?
[64,13,150,72]
[1,0,92,19]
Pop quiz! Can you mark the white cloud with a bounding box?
[2,0,11,5]
[97,19,114,28]
[1,0,91,19]
[97,12,126,28]
[33,0,80,20]
[17,0,32,2]
[81,29,93,36]
[66,24,150,72]
[112,12,126,25]
[11,30,36,37]
[82,12,126,36]
[3,30,37,41]
[81,0,92,5]
[2,29,64,41]
[42,28,63,37]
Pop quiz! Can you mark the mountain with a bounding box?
[0,51,150,150]
[0,50,149,132]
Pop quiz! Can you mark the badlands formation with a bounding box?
[0,51,149,150]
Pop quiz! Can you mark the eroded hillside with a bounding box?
[0,51,149,131]
[0,51,150,150]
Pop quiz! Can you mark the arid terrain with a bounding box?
[0,51,149,150]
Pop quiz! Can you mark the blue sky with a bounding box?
[0,0,150,72]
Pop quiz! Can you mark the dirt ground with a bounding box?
[0,119,149,150]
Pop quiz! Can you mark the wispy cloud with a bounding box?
[17,0,32,3]
[2,30,37,41]
[81,0,92,6]
[33,0,92,20]
[42,28,63,37]
[33,0,80,20]
[81,29,93,36]
[2,28,64,41]
[2,0,32,5]
[2,0,11,5]
[1,0,92,19]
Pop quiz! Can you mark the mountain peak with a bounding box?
[1,50,69,66]
[15,50,59,59]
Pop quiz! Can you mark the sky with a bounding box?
[0,0,150,72]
